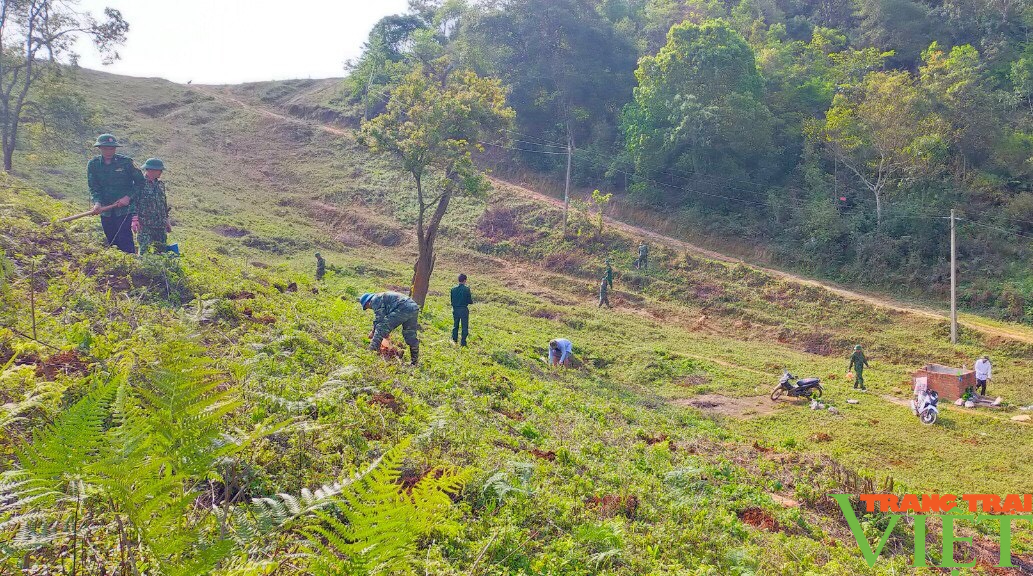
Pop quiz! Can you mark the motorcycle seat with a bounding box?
[797,378,820,386]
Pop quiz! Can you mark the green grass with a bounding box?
[1,68,1032,573]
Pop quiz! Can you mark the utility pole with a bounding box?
[950,209,958,345]
[563,123,572,232]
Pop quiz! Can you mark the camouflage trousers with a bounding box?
[370,307,420,364]
[138,228,168,255]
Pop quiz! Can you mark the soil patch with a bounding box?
[739,507,782,532]
[371,392,403,413]
[398,465,436,492]
[953,537,1033,575]
[241,308,276,325]
[672,394,787,418]
[768,493,800,508]
[213,225,250,238]
[35,350,91,380]
[585,494,639,520]
[492,406,525,421]
[637,432,669,445]
[529,449,556,461]
[305,200,408,247]
[676,374,712,387]
[810,432,833,443]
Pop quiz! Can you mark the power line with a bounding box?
[485,138,798,208]
[958,218,1033,241]
[494,126,1021,226]
[483,139,957,219]
[486,135,1033,243]
[499,126,824,204]
[380,93,1030,233]
[480,142,569,155]
[482,140,771,208]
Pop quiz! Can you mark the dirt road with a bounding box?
[197,85,1033,347]
[487,178,1033,346]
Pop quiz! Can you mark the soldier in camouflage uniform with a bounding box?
[847,345,870,391]
[360,291,421,365]
[598,275,611,308]
[315,253,326,280]
[87,134,145,254]
[131,158,172,254]
[635,242,649,269]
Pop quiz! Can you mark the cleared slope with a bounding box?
[3,68,1032,572]
[211,79,1033,348]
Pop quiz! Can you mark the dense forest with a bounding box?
[343,0,1033,322]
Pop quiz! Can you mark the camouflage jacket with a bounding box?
[369,292,420,328]
[136,179,169,230]
[87,154,145,218]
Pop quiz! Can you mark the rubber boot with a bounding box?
[409,345,419,366]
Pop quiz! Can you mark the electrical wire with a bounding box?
[375,91,1031,237]
[958,219,1033,241]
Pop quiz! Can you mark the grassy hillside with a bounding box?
[2,68,1032,573]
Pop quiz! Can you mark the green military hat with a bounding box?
[94,133,122,147]
[141,158,165,171]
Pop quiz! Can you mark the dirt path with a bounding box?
[671,393,793,418]
[489,178,1033,345]
[196,85,1033,347]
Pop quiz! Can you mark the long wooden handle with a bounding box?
[54,202,122,224]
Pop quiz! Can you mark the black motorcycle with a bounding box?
[770,370,824,401]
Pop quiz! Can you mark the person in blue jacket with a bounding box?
[548,338,574,367]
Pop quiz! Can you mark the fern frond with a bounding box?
[299,437,469,575]
[0,381,116,540]
[0,381,60,432]
[17,379,115,482]
[224,464,380,545]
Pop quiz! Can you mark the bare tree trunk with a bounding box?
[412,245,435,307]
[834,150,886,227]
[410,176,452,307]
[874,188,882,226]
[3,134,14,172]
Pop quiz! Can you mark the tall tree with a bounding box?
[361,56,513,306]
[0,0,128,172]
[854,0,941,67]
[622,19,775,204]
[816,70,946,224]
[919,42,999,170]
[465,0,637,177]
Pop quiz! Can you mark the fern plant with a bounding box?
[0,340,251,574]
[214,437,470,575]
[301,437,469,575]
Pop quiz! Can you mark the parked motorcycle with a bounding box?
[770,370,823,401]
[911,388,939,425]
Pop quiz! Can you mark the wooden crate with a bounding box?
[912,364,976,401]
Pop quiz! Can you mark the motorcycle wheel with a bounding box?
[920,410,937,425]
[770,386,785,401]
[810,385,823,399]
